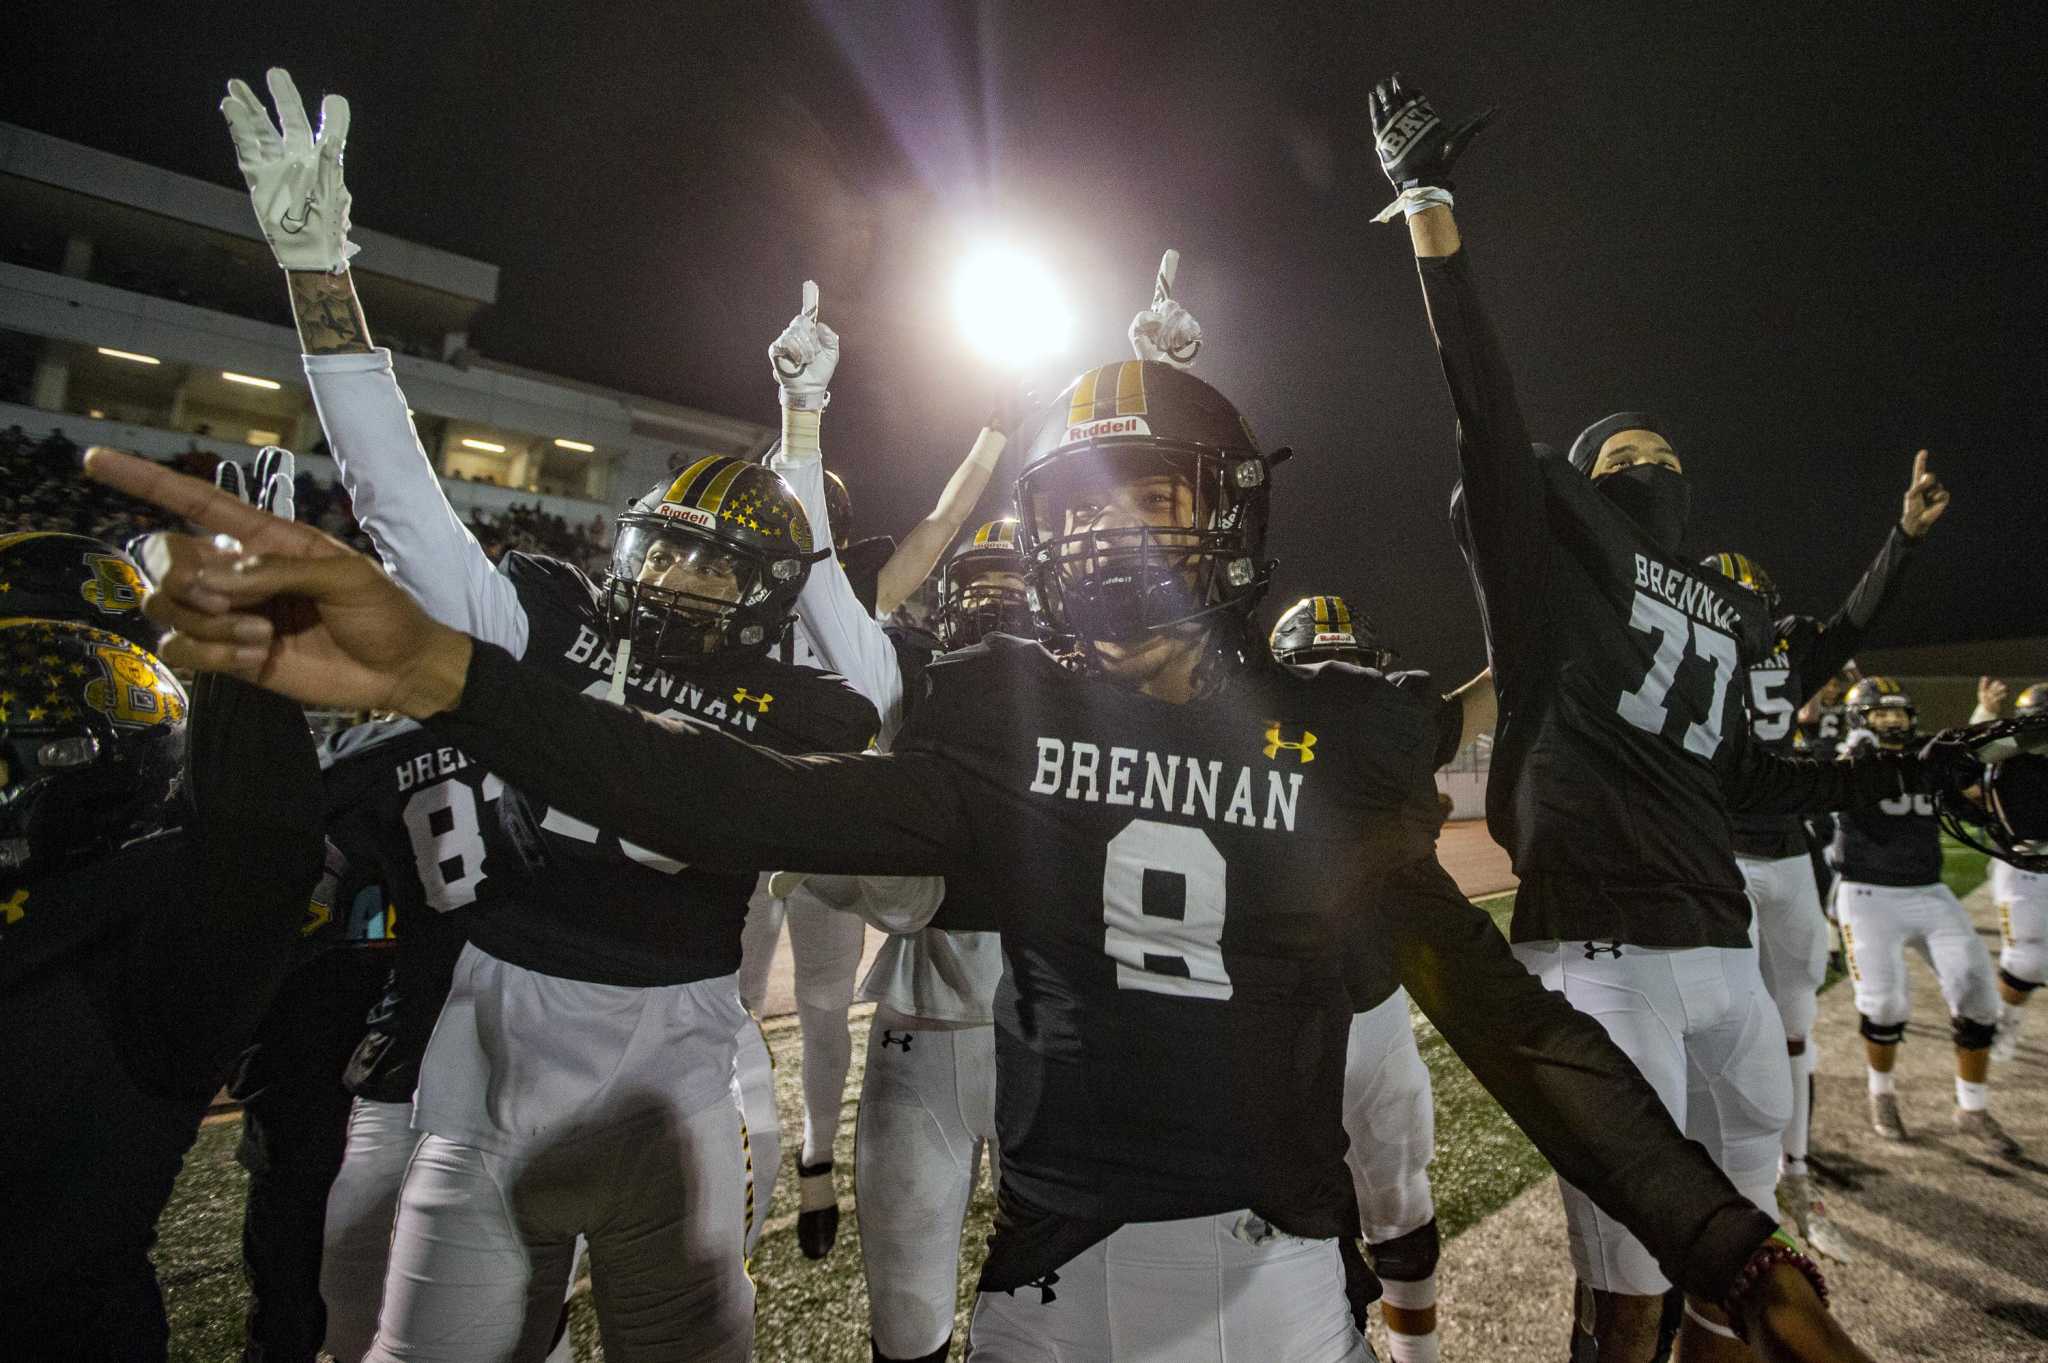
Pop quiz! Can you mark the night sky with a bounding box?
[10,2,2042,679]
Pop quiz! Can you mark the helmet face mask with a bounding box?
[1845,676,1916,748]
[601,458,819,669]
[935,519,1032,651]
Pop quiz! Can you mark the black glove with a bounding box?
[1370,73,1495,193]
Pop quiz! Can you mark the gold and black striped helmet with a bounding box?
[2019,684,2046,717]
[1844,675,1916,742]
[604,456,825,666]
[1268,595,1397,669]
[1013,360,1279,645]
[1700,551,1780,616]
[935,519,1032,651]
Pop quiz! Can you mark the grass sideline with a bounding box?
[157,855,1992,1360]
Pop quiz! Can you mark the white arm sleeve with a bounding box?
[803,874,945,935]
[1970,704,1999,725]
[770,449,907,737]
[303,350,530,656]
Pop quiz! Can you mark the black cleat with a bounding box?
[798,1158,839,1260]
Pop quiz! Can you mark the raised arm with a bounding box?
[872,429,1004,617]
[1371,77,1551,677]
[764,283,914,729]
[221,68,528,653]
[1793,451,1945,693]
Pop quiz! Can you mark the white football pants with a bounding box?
[786,885,866,1166]
[854,1007,997,1359]
[1837,880,1999,1028]
[1341,989,1435,1246]
[1737,852,1831,1043]
[1994,860,2048,986]
[967,1211,1373,1363]
[320,1098,423,1362]
[732,1013,779,1260]
[1512,941,1789,1297]
[363,1102,749,1363]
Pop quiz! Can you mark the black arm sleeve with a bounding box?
[1793,525,1916,697]
[1385,859,1775,1299]
[126,675,325,1097]
[428,641,974,876]
[1724,742,1914,817]
[1414,250,1552,682]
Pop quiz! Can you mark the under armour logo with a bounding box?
[1009,1271,1059,1305]
[1582,941,1624,960]
[880,1029,913,1051]
[280,192,316,234]
[733,688,774,713]
[1262,723,1317,763]
[2,888,26,926]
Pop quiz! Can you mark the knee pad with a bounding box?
[1366,1216,1440,1286]
[1953,1014,1998,1051]
[2001,966,2044,995]
[1858,1014,1906,1045]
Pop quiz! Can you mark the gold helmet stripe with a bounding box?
[667,455,727,505]
[698,459,748,512]
[1332,597,1353,633]
[1068,367,1104,426]
[1114,360,1147,415]
[1311,597,1329,629]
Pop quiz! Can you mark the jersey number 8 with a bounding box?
[1103,818,1233,1000]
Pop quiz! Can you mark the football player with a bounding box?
[1374,72,1940,1360]
[1270,593,1494,1363]
[747,281,1013,1261]
[220,70,877,1358]
[98,340,1887,1362]
[0,521,325,1358]
[1969,679,2048,1060]
[1835,678,2019,1155]
[1703,502,1940,1257]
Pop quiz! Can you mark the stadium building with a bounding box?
[0,121,771,531]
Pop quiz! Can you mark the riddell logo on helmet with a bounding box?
[656,503,717,530]
[1312,632,1355,646]
[1060,416,1151,446]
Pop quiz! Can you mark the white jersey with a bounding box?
[859,927,1002,1025]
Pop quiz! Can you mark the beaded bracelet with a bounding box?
[1722,1230,1830,1339]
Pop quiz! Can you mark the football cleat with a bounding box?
[1954,1108,2022,1160]
[797,1158,839,1260]
[1869,1092,1908,1142]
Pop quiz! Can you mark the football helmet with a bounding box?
[1844,676,1916,747]
[1,618,188,876]
[2018,684,2046,717]
[1268,595,1397,669]
[934,518,1032,650]
[1701,551,1780,616]
[603,456,825,668]
[0,532,158,650]
[1934,715,2048,873]
[1013,360,1277,646]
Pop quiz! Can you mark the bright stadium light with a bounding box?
[222,371,282,390]
[952,242,1071,366]
[553,437,595,452]
[97,346,160,365]
[460,437,507,453]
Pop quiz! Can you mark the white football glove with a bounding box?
[768,280,839,411]
[1128,249,1202,369]
[220,68,359,274]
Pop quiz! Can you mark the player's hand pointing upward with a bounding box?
[769,279,840,411]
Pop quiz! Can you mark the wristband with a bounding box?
[1372,184,1455,225]
[1722,1230,1829,1340]
[780,406,823,461]
[778,386,830,413]
[968,427,1005,472]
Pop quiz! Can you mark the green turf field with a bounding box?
[155,857,1994,1360]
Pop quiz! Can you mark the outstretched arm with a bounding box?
[222,67,527,653]
[873,431,1004,616]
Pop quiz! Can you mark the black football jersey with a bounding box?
[1729,529,1915,859]
[891,640,1445,1289]
[1830,732,1941,886]
[1419,249,1897,948]
[463,553,877,986]
[318,717,479,1102]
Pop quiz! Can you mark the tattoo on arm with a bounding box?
[287,271,375,354]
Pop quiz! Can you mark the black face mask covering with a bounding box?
[1596,463,1691,552]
